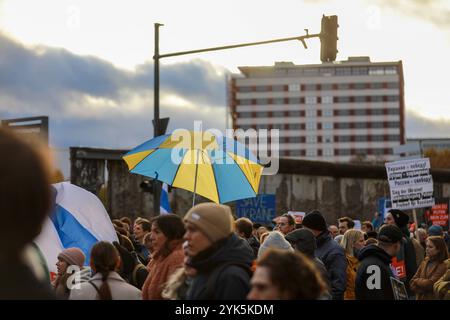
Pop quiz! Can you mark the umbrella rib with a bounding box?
[207,151,221,204]
[226,151,257,194]
[129,148,158,171]
[170,149,188,186]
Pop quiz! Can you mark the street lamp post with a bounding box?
[151,16,337,215]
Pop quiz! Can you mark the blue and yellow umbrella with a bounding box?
[123,130,263,204]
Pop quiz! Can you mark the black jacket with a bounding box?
[246,236,260,259]
[186,234,254,300]
[355,245,395,300]
[0,261,55,300]
[315,231,347,300]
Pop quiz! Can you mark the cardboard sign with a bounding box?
[426,199,450,230]
[236,194,276,224]
[385,158,435,210]
[390,277,408,300]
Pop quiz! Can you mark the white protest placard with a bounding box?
[385,158,435,210]
[287,211,306,224]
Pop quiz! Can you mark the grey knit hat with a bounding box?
[258,231,294,258]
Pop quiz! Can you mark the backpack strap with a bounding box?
[204,262,252,299]
[88,280,101,297]
[131,263,147,286]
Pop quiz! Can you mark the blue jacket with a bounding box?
[315,231,347,300]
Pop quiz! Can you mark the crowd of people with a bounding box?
[1,127,450,301]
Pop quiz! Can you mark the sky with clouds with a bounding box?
[0,0,449,177]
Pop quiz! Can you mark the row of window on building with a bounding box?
[277,147,393,157]
[238,121,401,131]
[237,95,400,106]
[236,81,399,93]
[271,65,398,78]
[237,108,400,118]
[275,134,400,144]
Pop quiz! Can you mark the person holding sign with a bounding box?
[384,209,419,297]
[355,225,403,300]
[410,236,448,300]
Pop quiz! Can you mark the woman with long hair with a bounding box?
[341,229,365,300]
[69,241,141,300]
[410,236,449,300]
[142,214,185,300]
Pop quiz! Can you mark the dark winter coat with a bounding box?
[0,260,55,300]
[246,236,260,259]
[315,231,347,300]
[355,244,395,300]
[186,234,254,300]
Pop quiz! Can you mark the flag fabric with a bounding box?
[34,182,118,276]
[160,183,171,215]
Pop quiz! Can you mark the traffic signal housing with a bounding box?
[320,15,338,62]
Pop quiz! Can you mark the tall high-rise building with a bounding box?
[228,57,405,162]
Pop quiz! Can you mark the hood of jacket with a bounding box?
[358,244,392,264]
[188,234,253,274]
[316,230,333,247]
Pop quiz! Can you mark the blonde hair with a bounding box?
[341,229,364,256]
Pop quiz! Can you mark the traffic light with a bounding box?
[140,179,154,193]
[320,15,338,62]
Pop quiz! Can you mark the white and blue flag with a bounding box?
[160,183,172,215]
[34,182,118,275]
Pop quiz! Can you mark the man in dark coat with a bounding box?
[355,224,403,300]
[385,209,418,296]
[302,210,347,300]
[184,203,254,300]
[285,228,331,298]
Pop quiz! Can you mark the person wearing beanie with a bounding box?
[257,231,293,258]
[427,225,444,237]
[285,228,331,297]
[183,203,254,300]
[302,210,347,300]
[385,209,419,298]
[355,224,403,300]
[53,247,88,299]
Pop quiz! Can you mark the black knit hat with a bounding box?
[285,228,317,256]
[302,210,327,232]
[378,225,403,244]
[388,209,409,228]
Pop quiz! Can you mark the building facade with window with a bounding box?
[228,57,406,162]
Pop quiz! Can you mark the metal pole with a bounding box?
[153,23,163,216]
[192,149,200,207]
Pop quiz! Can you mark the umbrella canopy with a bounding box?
[123,131,263,204]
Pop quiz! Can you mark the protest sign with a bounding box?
[425,199,449,230]
[236,194,276,224]
[385,158,434,210]
[287,211,306,224]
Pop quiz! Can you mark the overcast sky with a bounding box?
[1,0,449,177]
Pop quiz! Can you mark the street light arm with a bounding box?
[157,33,320,59]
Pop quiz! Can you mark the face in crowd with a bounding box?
[149,222,167,254]
[328,225,339,238]
[56,258,69,276]
[247,265,283,300]
[183,221,212,257]
[276,216,295,235]
[338,220,350,235]
[384,212,396,226]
